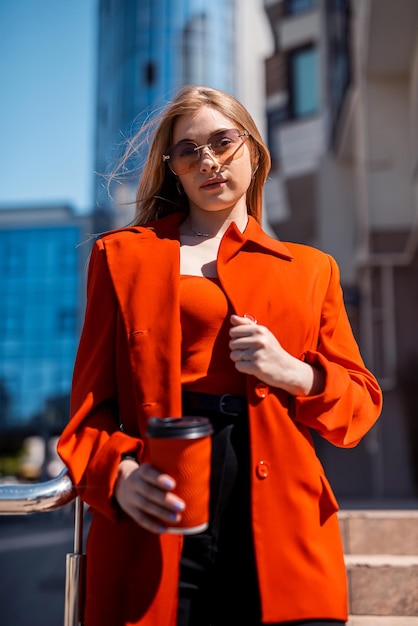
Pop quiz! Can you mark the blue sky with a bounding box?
[0,0,97,214]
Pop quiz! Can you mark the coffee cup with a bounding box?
[145,416,213,534]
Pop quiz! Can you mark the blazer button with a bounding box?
[256,461,269,479]
[254,383,269,398]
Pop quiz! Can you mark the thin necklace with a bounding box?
[186,220,221,239]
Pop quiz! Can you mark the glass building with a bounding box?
[95,0,236,217]
[0,207,91,427]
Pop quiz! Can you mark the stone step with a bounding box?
[348,617,418,625]
[345,554,418,616]
[339,510,418,555]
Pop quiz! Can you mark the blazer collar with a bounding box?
[113,211,293,261]
[225,216,293,261]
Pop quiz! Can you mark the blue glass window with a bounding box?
[182,12,208,85]
[57,309,77,334]
[288,46,319,118]
[0,225,81,423]
[0,308,22,337]
[285,0,316,15]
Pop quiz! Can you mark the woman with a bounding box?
[58,85,383,626]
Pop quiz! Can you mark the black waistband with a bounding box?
[182,391,247,419]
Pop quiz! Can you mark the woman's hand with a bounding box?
[114,459,186,534]
[229,314,325,397]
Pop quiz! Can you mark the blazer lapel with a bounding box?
[103,218,183,419]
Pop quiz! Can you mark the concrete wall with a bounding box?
[367,79,415,230]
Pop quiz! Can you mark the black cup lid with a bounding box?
[146,416,213,439]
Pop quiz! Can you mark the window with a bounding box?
[326,0,351,145]
[0,239,25,275]
[57,309,77,334]
[288,45,319,119]
[182,13,208,85]
[144,61,156,85]
[0,308,22,338]
[329,0,346,9]
[284,0,316,16]
[0,224,81,422]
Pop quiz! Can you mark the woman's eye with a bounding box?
[178,144,196,158]
[216,135,232,146]
[212,131,238,151]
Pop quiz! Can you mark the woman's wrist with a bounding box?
[121,453,138,462]
[117,456,139,482]
[280,357,325,397]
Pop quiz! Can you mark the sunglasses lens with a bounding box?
[209,129,243,158]
[168,142,199,174]
[165,129,248,175]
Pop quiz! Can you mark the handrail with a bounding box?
[0,468,76,514]
[0,469,84,625]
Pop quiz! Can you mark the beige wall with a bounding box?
[236,0,273,140]
[367,79,415,229]
[318,156,357,283]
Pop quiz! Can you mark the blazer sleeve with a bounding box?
[57,239,144,522]
[292,253,383,447]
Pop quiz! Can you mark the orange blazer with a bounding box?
[58,212,382,626]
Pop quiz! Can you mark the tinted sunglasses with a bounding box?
[162,128,249,175]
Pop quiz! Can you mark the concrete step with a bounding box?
[339,510,418,555]
[345,554,418,616]
[348,617,418,625]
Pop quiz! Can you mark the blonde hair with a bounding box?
[110,85,271,225]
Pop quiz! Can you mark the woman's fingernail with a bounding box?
[173,500,185,511]
[162,477,175,489]
[243,313,257,323]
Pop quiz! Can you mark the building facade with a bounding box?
[0,206,91,429]
[264,0,418,501]
[95,0,237,225]
[93,0,273,228]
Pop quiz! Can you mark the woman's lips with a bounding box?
[200,178,225,189]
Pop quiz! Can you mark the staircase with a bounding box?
[338,510,418,625]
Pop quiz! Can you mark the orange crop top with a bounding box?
[180,275,246,397]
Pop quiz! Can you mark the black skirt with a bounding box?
[178,399,260,626]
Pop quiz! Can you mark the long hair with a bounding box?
[109,85,271,225]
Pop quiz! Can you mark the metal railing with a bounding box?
[0,470,84,626]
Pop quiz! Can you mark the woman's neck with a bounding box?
[184,212,248,240]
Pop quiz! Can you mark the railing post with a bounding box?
[64,496,86,626]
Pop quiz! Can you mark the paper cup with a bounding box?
[146,416,213,534]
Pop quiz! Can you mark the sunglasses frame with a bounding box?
[162,129,249,175]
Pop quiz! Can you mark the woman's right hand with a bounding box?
[114,459,186,534]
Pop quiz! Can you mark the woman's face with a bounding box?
[171,106,253,218]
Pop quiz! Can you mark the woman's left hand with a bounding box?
[229,314,325,397]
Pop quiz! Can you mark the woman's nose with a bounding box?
[199,146,220,172]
